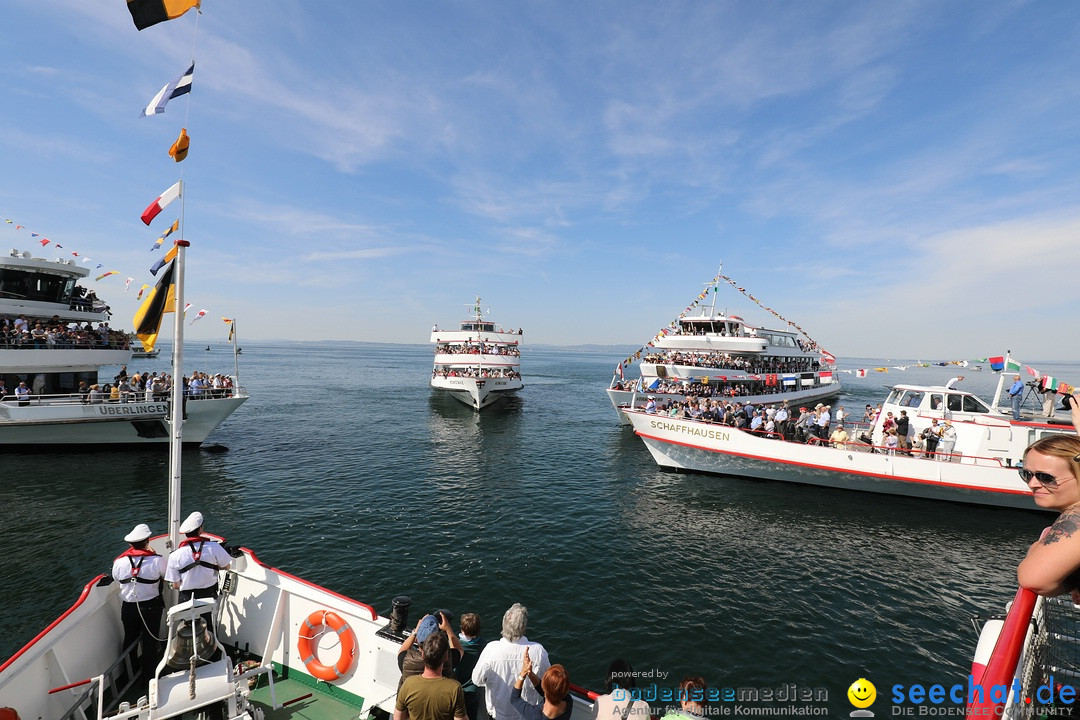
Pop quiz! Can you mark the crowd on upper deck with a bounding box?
[640,351,819,375]
[434,367,522,380]
[1,313,128,350]
[435,342,521,357]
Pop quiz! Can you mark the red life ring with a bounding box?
[297,610,356,681]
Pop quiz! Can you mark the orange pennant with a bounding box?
[169,128,190,162]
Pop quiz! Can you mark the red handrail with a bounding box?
[967,587,1037,717]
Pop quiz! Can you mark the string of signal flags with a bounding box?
[840,356,1075,396]
[3,0,234,341]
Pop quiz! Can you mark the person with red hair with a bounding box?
[510,648,572,720]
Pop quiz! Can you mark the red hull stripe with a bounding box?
[635,431,1031,498]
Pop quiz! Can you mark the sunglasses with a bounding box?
[1019,454,1080,487]
[1018,469,1067,487]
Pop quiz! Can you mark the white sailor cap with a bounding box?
[179,511,204,533]
[124,523,152,543]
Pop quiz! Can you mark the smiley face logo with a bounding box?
[848,678,876,709]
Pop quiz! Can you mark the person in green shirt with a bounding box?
[661,676,708,720]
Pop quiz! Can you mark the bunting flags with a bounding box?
[189,308,207,324]
[855,369,867,378]
[141,180,182,225]
[988,356,1005,371]
[127,0,200,31]
[140,63,194,117]
[95,270,120,281]
[132,260,176,352]
[1005,359,1022,372]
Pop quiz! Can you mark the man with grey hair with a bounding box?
[471,603,550,720]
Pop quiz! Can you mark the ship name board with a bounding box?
[97,403,169,417]
[649,419,730,442]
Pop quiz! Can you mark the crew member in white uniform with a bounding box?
[112,523,166,685]
[165,511,232,602]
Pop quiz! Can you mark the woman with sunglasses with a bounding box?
[1017,395,1080,597]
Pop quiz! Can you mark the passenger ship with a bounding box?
[0,249,246,447]
[625,382,1076,510]
[430,297,523,410]
[607,275,840,424]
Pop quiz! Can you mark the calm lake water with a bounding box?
[0,344,1067,712]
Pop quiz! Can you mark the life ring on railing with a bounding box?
[297,610,356,681]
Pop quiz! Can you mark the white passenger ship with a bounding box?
[607,274,840,424]
[625,382,1076,510]
[0,249,246,447]
[429,297,523,410]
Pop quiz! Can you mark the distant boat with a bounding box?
[205,345,210,351]
[131,344,159,360]
[430,297,523,410]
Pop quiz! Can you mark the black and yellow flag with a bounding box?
[127,0,199,31]
[133,260,176,352]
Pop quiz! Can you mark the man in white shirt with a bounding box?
[112,523,166,686]
[165,511,232,602]
[472,603,549,720]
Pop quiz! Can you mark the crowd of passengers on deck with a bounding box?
[641,351,819,374]
[612,377,820,399]
[434,367,521,380]
[0,367,235,405]
[1,314,128,350]
[435,342,521,357]
[644,398,960,460]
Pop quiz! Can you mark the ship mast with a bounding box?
[166,240,189,551]
[707,263,722,316]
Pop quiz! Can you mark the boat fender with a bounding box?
[970,618,1003,681]
[297,610,357,681]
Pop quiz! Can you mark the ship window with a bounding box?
[947,394,962,412]
[963,395,988,413]
[9,270,70,303]
[904,391,924,407]
[929,394,944,410]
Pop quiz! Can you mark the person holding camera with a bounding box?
[1040,383,1057,418]
[398,612,463,691]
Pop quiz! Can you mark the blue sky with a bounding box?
[2,1,1080,360]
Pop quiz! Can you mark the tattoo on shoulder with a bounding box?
[1043,511,1080,545]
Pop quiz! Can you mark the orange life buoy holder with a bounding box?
[297,610,357,681]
